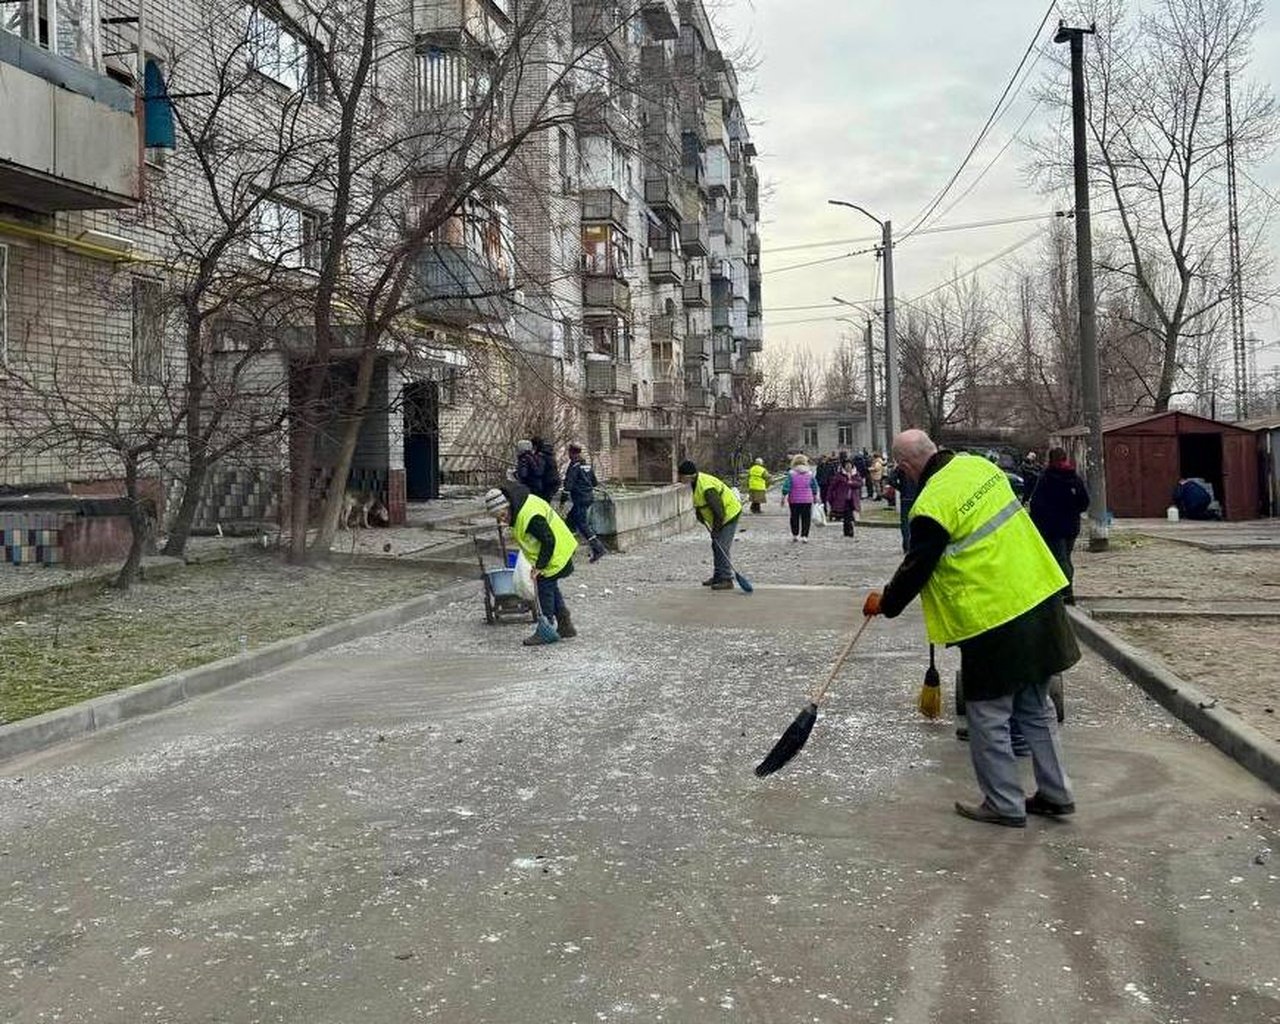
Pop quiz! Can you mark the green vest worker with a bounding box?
[862,430,1079,829]
[484,484,578,646]
[746,459,769,513]
[678,460,742,590]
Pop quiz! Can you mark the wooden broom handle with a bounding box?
[809,615,874,707]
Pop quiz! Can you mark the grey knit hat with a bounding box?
[516,439,533,454]
[483,488,510,514]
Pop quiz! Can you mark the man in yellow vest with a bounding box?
[863,430,1079,828]
[746,458,769,514]
[678,460,743,590]
[484,483,578,646]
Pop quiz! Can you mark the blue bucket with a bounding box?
[505,551,518,569]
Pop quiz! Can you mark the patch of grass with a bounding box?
[0,556,449,724]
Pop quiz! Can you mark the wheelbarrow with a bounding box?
[475,532,536,626]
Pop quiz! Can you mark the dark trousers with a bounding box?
[840,506,855,537]
[789,502,813,538]
[535,560,573,623]
[1046,535,1076,601]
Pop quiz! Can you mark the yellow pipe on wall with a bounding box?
[0,217,160,264]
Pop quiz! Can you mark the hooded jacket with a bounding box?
[1029,463,1090,540]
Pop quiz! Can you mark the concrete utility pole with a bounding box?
[1054,21,1109,551]
[865,319,877,451]
[829,200,900,446]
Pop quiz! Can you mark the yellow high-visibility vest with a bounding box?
[513,494,578,577]
[909,454,1067,644]
[692,472,743,528]
[747,465,769,492]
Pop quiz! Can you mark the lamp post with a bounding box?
[829,200,899,445]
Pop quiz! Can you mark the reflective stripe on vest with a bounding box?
[909,455,1068,644]
[513,494,578,577]
[692,472,743,526]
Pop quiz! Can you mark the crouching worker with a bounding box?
[678,460,742,590]
[484,484,579,646]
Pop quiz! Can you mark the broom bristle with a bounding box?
[754,704,818,777]
[736,571,754,594]
[918,679,943,719]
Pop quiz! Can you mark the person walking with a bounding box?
[1028,447,1089,604]
[1019,451,1041,505]
[826,455,862,538]
[746,458,769,514]
[484,483,578,646]
[781,454,818,543]
[854,449,870,499]
[529,436,561,502]
[514,439,540,492]
[678,460,743,590]
[560,443,607,563]
[863,429,1078,828]
[868,452,885,500]
[887,462,920,553]
[815,453,836,518]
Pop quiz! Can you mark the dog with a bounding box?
[340,489,390,530]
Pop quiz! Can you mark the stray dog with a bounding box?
[340,489,390,530]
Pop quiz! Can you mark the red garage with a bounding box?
[1052,411,1259,521]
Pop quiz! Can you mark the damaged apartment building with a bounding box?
[0,0,762,563]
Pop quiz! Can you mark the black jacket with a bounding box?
[562,460,598,507]
[1029,464,1089,540]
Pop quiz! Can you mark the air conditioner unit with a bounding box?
[76,229,135,256]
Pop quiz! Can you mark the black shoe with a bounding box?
[1026,792,1075,817]
[954,801,1026,828]
[710,579,734,591]
[701,576,718,587]
[557,610,578,639]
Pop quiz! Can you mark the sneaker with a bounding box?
[522,631,559,647]
[710,579,734,590]
[801,537,809,544]
[954,800,1026,828]
[1026,792,1075,817]
[791,536,799,543]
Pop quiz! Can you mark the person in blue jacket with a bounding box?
[559,443,607,562]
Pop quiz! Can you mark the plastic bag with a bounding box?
[512,551,537,603]
[812,504,827,527]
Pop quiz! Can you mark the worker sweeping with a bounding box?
[484,483,578,646]
[863,429,1079,828]
[678,460,744,591]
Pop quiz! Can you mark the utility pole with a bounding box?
[865,319,877,451]
[1225,68,1249,421]
[1055,20,1109,551]
[881,221,900,446]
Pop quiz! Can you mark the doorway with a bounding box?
[404,381,440,500]
[1178,432,1224,509]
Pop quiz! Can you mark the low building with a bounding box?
[777,407,873,458]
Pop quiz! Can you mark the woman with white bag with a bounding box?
[780,454,818,544]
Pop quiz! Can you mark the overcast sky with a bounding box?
[715,0,1280,378]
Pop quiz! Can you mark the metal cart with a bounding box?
[475,530,536,626]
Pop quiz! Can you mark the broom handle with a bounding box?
[809,615,873,707]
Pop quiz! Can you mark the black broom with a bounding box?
[754,615,874,777]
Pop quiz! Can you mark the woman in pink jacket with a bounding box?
[826,455,863,538]
[781,454,818,543]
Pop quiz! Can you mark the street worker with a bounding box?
[560,443,607,562]
[484,483,578,646]
[746,458,769,514]
[863,429,1079,828]
[678,460,742,590]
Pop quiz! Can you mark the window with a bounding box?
[802,423,819,450]
[0,244,8,367]
[248,6,319,98]
[251,196,323,270]
[131,278,164,385]
[837,422,853,448]
[3,1,99,67]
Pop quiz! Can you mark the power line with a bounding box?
[764,246,879,275]
[899,1,1059,243]
[931,97,1045,226]
[767,209,1069,255]
[906,225,1049,303]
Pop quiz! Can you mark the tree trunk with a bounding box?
[286,358,329,563]
[114,456,150,591]
[165,309,209,558]
[1155,324,1180,412]
[308,345,379,558]
[162,451,208,557]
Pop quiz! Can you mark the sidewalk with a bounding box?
[2,500,1276,1023]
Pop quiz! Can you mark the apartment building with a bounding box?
[0,0,763,561]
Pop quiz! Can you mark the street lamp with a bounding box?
[829,199,899,445]
[834,297,881,453]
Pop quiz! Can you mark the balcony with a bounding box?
[681,106,709,147]
[414,0,511,51]
[652,378,683,407]
[641,0,679,40]
[575,89,628,139]
[714,395,733,416]
[679,219,709,256]
[651,314,684,342]
[709,211,735,245]
[649,250,683,285]
[583,275,631,313]
[685,385,712,411]
[749,261,761,286]
[644,175,682,220]
[415,244,511,325]
[582,188,628,227]
[586,359,633,399]
[573,0,624,57]
[709,257,729,280]
[745,317,763,353]
[712,350,732,373]
[683,333,710,364]
[0,34,139,212]
[682,280,708,306]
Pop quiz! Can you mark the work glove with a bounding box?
[862,591,883,617]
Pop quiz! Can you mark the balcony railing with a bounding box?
[685,385,713,410]
[641,0,679,39]
[712,350,732,373]
[652,376,684,407]
[682,281,709,306]
[650,314,685,342]
[415,244,511,325]
[679,219,710,256]
[684,333,710,363]
[0,33,139,211]
[714,395,733,416]
[648,250,682,284]
[572,1,624,56]
[585,359,633,398]
[575,89,628,138]
[582,188,628,225]
[644,176,681,219]
[583,275,631,312]
[745,317,763,353]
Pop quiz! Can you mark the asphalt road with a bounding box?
[2,505,1277,1023]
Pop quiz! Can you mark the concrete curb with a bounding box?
[1068,606,1280,792]
[0,579,476,765]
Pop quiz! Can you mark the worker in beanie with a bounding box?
[483,482,579,645]
[514,439,540,492]
[560,443,607,562]
[677,460,742,590]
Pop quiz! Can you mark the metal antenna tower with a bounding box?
[1225,68,1249,420]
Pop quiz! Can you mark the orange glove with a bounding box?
[862,590,883,617]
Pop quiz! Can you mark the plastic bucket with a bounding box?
[506,550,519,568]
